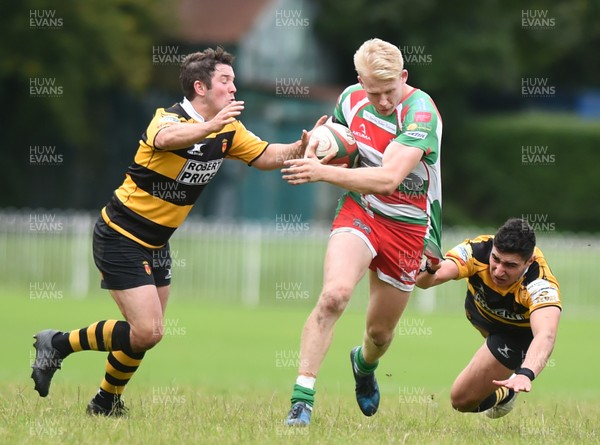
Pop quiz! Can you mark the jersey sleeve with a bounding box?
[143,108,183,149]
[445,239,477,279]
[394,96,440,161]
[521,250,561,312]
[332,84,360,127]
[332,95,348,126]
[226,121,269,165]
[525,277,561,312]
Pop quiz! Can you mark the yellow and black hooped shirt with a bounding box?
[101,98,268,248]
[445,235,561,333]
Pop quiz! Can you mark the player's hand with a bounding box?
[282,158,325,184]
[302,115,328,159]
[493,374,532,393]
[207,100,245,133]
[426,258,442,272]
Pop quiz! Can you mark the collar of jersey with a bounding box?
[180,97,206,123]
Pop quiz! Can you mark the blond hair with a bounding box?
[353,38,404,81]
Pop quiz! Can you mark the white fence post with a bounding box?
[70,213,91,298]
[242,223,262,307]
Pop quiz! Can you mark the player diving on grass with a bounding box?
[281,38,443,426]
[30,46,325,417]
[416,218,561,418]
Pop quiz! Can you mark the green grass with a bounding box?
[2,293,599,444]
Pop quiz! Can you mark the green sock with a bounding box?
[291,384,315,407]
[355,346,378,375]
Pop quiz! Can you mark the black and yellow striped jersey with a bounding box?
[101,100,268,248]
[445,235,561,332]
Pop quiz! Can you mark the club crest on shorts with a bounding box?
[143,261,152,275]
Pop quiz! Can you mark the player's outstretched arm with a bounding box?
[416,259,459,289]
[252,115,328,170]
[493,305,561,392]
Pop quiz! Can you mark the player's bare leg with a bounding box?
[451,343,516,417]
[110,284,168,351]
[362,272,411,362]
[286,232,372,425]
[350,272,411,416]
[298,233,372,375]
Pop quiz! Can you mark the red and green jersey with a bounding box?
[333,84,443,258]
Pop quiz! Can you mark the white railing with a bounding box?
[1,210,597,317]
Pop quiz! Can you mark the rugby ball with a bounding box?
[310,122,359,167]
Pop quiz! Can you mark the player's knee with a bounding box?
[318,285,353,316]
[130,325,163,351]
[451,396,471,412]
[366,325,394,347]
[450,388,477,412]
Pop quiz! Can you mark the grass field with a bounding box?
[2,292,599,445]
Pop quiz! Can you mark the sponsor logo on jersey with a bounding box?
[472,287,527,322]
[404,131,428,140]
[527,279,559,305]
[363,110,397,133]
[176,159,223,185]
[352,123,372,142]
[414,111,432,122]
[159,114,180,124]
[449,244,471,264]
[187,143,206,156]
[406,122,432,132]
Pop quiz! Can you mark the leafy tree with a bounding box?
[0,0,173,207]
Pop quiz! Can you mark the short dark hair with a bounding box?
[180,47,235,100]
[493,218,536,261]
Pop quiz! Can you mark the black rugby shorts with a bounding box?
[92,217,171,290]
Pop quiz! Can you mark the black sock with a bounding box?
[51,320,132,358]
[93,388,120,409]
[474,387,514,412]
